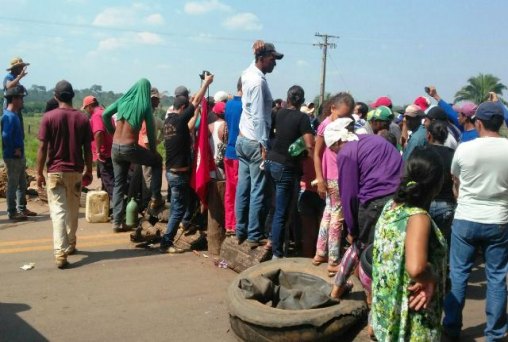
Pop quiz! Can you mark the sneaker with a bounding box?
[160,244,184,254]
[246,240,261,249]
[247,239,268,249]
[113,224,124,233]
[21,209,37,216]
[9,212,28,221]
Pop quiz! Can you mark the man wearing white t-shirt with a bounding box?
[443,102,508,341]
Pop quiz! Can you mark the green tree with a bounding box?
[454,73,506,104]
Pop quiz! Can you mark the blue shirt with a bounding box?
[402,125,427,161]
[224,96,242,160]
[438,99,461,130]
[238,62,273,149]
[459,129,478,143]
[1,109,24,159]
[495,100,508,126]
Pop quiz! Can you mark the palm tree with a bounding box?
[454,73,506,104]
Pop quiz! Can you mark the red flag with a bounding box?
[190,97,214,205]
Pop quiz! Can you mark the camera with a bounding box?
[199,70,211,80]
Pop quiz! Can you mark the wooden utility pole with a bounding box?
[314,33,339,108]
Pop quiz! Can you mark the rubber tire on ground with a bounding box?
[227,258,368,342]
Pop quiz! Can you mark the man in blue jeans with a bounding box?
[160,74,214,253]
[443,102,508,342]
[1,85,36,220]
[235,40,283,248]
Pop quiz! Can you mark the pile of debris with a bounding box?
[130,207,207,251]
[0,166,37,198]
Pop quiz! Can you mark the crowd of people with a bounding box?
[2,39,508,341]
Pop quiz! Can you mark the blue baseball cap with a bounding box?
[473,102,503,121]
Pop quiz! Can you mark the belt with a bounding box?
[169,168,189,174]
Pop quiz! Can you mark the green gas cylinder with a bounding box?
[125,197,139,227]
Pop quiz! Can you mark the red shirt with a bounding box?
[39,108,92,173]
[89,106,113,160]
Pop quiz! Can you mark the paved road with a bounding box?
[0,196,501,341]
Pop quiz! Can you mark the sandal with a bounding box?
[330,281,354,299]
[327,263,339,277]
[312,255,328,266]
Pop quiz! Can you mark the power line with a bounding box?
[313,32,339,108]
[0,16,314,47]
[327,51,349,92]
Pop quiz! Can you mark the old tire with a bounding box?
[227,258,368,342]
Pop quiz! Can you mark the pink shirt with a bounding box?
[89,107,113,161]
[317,117,339,181]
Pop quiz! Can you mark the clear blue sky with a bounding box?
[1,0,507,106]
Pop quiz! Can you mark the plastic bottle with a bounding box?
[288,136,306,157]
[125,197,139,227]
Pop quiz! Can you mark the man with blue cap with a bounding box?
[443,101,508,341]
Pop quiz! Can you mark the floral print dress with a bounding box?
[371,200,447,342]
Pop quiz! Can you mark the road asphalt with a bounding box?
[0,191,501,342]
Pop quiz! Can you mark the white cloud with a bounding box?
[297,60,309,67]
[190,32,216,43]
[96,32,163,51]
[93,7,136,27]
[0,23,20,37]
[93,5,162,27]
[184,0,231,15]
[222,13,262,31]
[135,32,163,45]
[145,13,165,25]
[98,37,125,51]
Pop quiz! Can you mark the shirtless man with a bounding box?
[102,78,163,232]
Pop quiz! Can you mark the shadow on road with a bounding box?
[0,302,49,342]
[68,248,156,268]
[466,258,486,301]
[0,214,50,231]
[459,322,487,341]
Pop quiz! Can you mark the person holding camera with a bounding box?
[160,73,214,254]
[235,40,284,248]
[425,86,476,144]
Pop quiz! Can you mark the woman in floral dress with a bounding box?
[371,146,447,341]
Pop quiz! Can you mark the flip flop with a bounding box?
[327,263,339,277]
[312,255,328,266]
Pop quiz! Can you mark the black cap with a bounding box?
[54,80,75,101]
[474,102,504,121]
[258,42,284,60]
[5,84,27,97]
[174,86,189,98]
[426,107,447,121]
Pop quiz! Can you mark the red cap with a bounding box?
[370,96,392,108]
[212,101,225,115]
[413,96,430,111]
[81,95,97,110]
